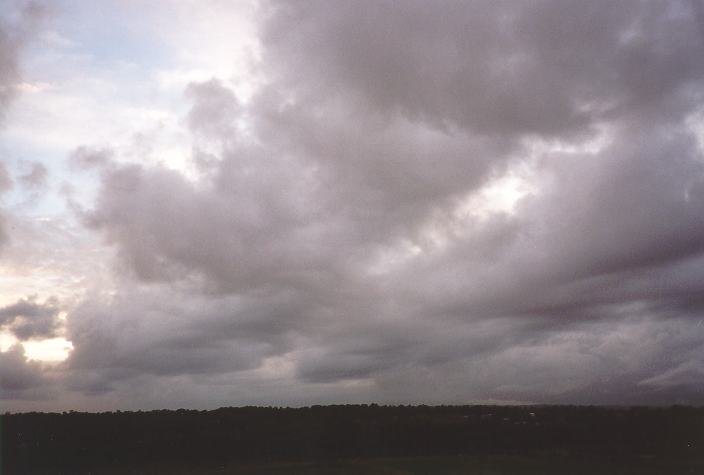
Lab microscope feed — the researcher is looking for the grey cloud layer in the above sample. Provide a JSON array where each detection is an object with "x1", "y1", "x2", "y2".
[
  {"x1": 0, "y1": 0, "x2": 44, "y2": 122},
  {"x1": 9, "y1": 0, "x2": 704, "y2": 409},
  {"x1": 264, "y1": 0, "x2": 704, "y2": 136},
  {"x1": 0, "y1": 344, "x2": 48, "y2": 400},
  {"x1": 0, "y1": 1, "x2": 45, "y2": 253},
  {"x1": 0, "y1": 297, "x2": 61, "y2": 340},
  {"x1": 0, "y1": 162, "x2": 12, "y2": 247}
]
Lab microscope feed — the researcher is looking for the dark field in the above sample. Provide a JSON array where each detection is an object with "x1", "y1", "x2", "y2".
[
  {"x1": 2, "y1": 405, "x2": 703, "y2": 474},
  {"x1": 90, "y1": 454, "x2": 704, "y2": 474}
]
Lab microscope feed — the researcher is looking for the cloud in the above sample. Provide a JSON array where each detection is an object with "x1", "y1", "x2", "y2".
[
  {"x1": 11, "y1": 0, "x2": 703, "y2": 408},
  {"x1": 18, "y1": 161, "x2": 48, "y2": 190},
  {"x1": 12, "y1": 161, "x2": 50, "y2": 208},
  {"x1": 63, "y1": 285, "x2": 306, "y2": 396},
  {"x1": 0, "y1": 1, "x2": 46, "y2": 254},
  {"x1": 59, "y1": 2, "x2": 704, "y2": 410},
  {"x1": 68, "y1": 146, "x2": 115, "y2": 171},
  {"x1": 0, "y1": 162, "x2": 12, "y2": 248},
  {"x1": 0, "y1": 296, "x2": 61, "y2": 340},
  {"x1": 0, "y1": 162, "x2": 11, "y2": 193},
  {"x1": 0, "y1": 0, "x2": 45, "y2": 124},
  {"x1": 0, "y1": 344, "x2": 48, "y2": 400},
  {"x1": 261, "y1": 0, "x2": 704, "y2": 137},
  {"x1": 638, "y1": 359, "x2": 704, "y2": 391},
  {"x1": 184, "y1": 78, "x2": 239, "y2": 142}
]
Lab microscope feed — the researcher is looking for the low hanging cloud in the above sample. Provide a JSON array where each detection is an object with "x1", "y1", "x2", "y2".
[
  {"x1": 5, "y1": 0, "x2": 704, "y2": 409},
  {"x1": 0, "y1": 296, "x2": 61, "y2": 340},
  {"x1": 0, "y1": 344, "x2": 45, "y2": 399}
]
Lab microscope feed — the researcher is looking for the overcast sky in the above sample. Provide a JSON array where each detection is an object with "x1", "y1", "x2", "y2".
[{"x1": 1, "y1": 0, "x2": 704, "y2": 411}]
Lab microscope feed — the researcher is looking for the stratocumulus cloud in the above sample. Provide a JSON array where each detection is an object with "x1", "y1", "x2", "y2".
[{"x1": 1, "y1": 0, "x2": 704, "y2": 410}]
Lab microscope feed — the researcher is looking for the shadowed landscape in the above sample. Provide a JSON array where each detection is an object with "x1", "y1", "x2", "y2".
[{"x1": 3, "y1": 405, "x2": 703, "y2": 474}]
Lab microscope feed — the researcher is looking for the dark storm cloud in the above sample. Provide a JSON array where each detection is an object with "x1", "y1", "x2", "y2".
[
  {"x1": 60, "y1": 0, "x2": 704, "y2": 406},
  {"x1": 0, "y1": 296, "x2": 61, "y2": 340},
  {"x1": 262, "y1": 0, "x2": 704, "y2": 137},
  {"x1": 0, "y1": 344, "x2": 47, "y2": 399},
  {"x1": 64, "y1": 286, "x2": 311, "y2": 395}
]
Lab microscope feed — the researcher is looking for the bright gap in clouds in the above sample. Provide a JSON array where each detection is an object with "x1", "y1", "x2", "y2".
[
  {"x1": 23, "y1": 337, "x2": 73, "y2": 362},
  {"x1": 459, "y1": 171, "x2": 535, "y2": 219},
  {"x1": 0, "y1": 331, "x2": 72, "y2": 362},
  {"x1": 0, "y1": 331, "x2": 15, "y2": 351},
  {"x1": 367, "y1": 168, "x2": 536, "y2": 276}
]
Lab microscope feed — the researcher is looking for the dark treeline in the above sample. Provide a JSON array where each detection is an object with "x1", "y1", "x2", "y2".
[{"x1": 2, "y1": 404, "x2": 703, "y2": 473}]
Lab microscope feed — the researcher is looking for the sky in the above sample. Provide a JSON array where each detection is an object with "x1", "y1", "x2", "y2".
[{"x1": 1, "y1": 0, "x2": 704, "y2": 412}]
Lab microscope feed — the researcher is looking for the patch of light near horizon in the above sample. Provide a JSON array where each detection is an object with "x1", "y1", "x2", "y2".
[
  {"x1": 338, "y1": 378, "x2": 375, "y2": 390},
  {"x1": 0, "y1": 331, "x2": 15, "y2": 352},
  {"x1": 253, "y1": 354, "x2": 296, "y2": 380},
  {"x1": 0, "y1": 218, "x2": 110, "y2": 309},
  {"x1": 23, "y1": 337, "x2": 74, "y2": 362},
  {"x1": 0, "y1": 331, "x2": 73, "y2": 363}
]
